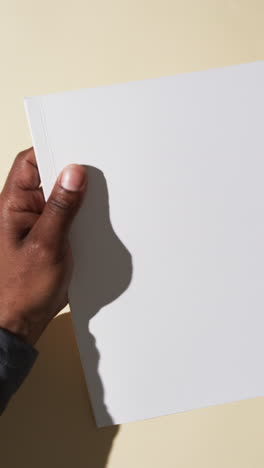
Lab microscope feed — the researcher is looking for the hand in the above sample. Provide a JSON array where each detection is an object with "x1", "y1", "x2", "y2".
[{"x1": 0, "y1": 148, "x2": 87, "y2": 345}]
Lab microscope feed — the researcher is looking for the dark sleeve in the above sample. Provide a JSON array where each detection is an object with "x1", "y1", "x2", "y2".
[{"x1": 0, "y1": 328, "x2": 38, "y2": 414}]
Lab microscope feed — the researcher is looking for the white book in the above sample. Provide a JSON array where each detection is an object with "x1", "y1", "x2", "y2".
[{"x1": 24, "y1": 62, "x2": 264, "y2": 427}]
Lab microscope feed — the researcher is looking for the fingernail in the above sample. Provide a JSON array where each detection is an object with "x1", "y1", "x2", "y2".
[{"x1": 59, "y1": 165, "x2": 87, "y2": 192}]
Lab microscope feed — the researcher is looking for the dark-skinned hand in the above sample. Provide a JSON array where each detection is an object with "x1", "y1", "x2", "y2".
[{"x1": 0, "y1": 148, "x2": 87, "y2": 345}]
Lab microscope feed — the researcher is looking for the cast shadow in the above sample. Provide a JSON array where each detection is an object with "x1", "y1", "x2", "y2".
[
  {"x1": 69, "y1": 165, "x2": 133, "y2": 426},
  {"x1": 0, "y1": 166, "x2": 133, "y2": 467},
  {"x1": 0, "y1": 313, "x2": 119, "y2": 468}
]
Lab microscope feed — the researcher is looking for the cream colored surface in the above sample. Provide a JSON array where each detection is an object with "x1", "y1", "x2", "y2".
[{"x1": 0, "y1": 1, "x2": 264, "y2": 467}]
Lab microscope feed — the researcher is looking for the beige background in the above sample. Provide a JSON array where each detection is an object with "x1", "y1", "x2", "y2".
[{"x1": 0, "y1": 1, "x2": 264, "y2": 467}]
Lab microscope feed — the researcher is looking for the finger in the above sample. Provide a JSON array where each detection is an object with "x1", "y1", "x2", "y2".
[
  {"x1": 29, "y1": 164, "x2": 88, "y2": 255},
  {"x1": 0, "y1": 148, "x2": 45, "y2": 241},
  {"x1": 2, "y1": 147, "x2": 40, "y2": 196}
]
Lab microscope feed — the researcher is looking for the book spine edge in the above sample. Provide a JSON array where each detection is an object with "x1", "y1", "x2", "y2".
[{"x1": 24, "y1": 96, "x2": 57, "y2": 200}]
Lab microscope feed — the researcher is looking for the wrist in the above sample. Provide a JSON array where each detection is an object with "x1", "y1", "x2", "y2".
[{"x1": 0, "y1": 314, "x2": 41, "y2": 346}]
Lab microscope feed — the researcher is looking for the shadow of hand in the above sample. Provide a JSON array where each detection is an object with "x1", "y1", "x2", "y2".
[
  {"x1": 69, "y1": 165, "x2": 133, "y2": 426},
  {"x1": 0, "y1": 313, "x2": 119, "y2": 468}
]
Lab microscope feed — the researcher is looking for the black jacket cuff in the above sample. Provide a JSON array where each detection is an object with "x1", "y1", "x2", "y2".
[{"x1": 0, "y1": 328, "x2": 38, "y2": 414}]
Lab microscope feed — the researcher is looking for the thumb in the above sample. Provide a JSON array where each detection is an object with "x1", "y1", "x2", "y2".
[{"x1": 30, "y1": 164, "x2": 88, "y2": 252}]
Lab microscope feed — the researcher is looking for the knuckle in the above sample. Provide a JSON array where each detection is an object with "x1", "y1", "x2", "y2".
[
  {"x1": 28, "y1": 237, "x2": 65, "y2": 265},
  {"x1": 15, "y1": 150, "x2": 27, "y2": 164},
  {"x1": 29, "y1": 238, "x2": 52, "y2": 259},
  {"x1": 48, "y1": 192, "x2": 77, "y2": 214},
  {"x1": 48, "y1": 195, "x2": 71, "y2": 213}
]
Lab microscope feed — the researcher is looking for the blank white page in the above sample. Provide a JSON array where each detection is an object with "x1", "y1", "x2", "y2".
[{"x1": 25, "y1": 61, "x2": 264, "y2": 427}]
